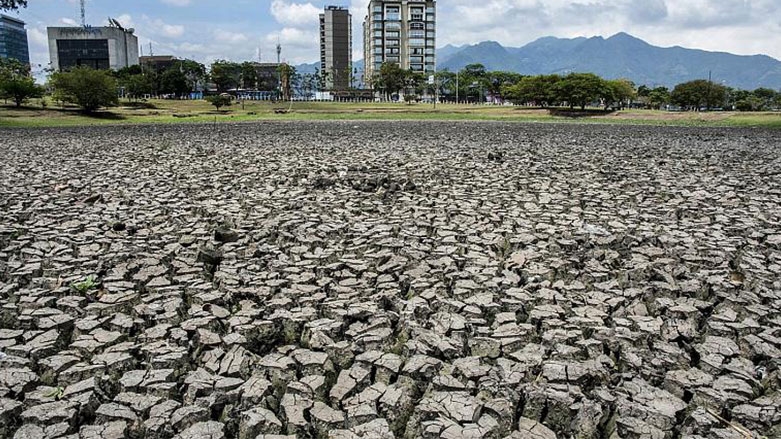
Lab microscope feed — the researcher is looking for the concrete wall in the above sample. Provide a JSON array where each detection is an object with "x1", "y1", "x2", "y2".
[{"x1": 47, "y1": 26, "x2": 139, "y2": 71}]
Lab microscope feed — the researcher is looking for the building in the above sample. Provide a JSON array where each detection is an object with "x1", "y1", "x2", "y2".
[
  {"x1": 47, "y1": 25, "x2": 139, "y2": 71},
  {"x1": 140, "y1": 55, "x2": 176, "y2": 72},
  {"x1": 363, "y1": 0, "x2": 436, "y2": 87},
  {"x1": 0, "y1": 14, "x2": 29, "y2": 64},
  {"x1": 320, "y1": 6, "x2": 352, "y2": 90}
]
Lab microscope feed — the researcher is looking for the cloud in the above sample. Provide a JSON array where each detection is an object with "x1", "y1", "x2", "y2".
[
  {"x1": 60, "y1": 17, "x2": 78, "y2": 26},
  {"x1": 270, "y1": 0, "x2": 321, "y2": 26},
  {"x1": 214, "y1": 30, "x2": 249, "y2": 43},
  {"x1": 161, "y1": 0, "x2": 191, "y2": 6}
]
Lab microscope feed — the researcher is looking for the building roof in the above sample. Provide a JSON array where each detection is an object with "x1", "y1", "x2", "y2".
[{"x1": 0, "y1": 14, "x2": 26, "y2": 26}]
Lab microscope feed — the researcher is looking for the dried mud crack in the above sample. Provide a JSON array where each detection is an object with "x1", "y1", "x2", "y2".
[{"x1": 0, "y1": 121, "x2": 779, "y2": 439}]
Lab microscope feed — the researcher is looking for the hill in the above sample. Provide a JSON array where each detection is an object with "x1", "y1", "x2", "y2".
[{"x1": 437, "y1": 33, "x2": 781, "y2": 90}]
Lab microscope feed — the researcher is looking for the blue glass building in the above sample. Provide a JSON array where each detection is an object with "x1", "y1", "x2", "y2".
[{"x1": 0, "y1": 14, "x2": 29, "y2": 64}]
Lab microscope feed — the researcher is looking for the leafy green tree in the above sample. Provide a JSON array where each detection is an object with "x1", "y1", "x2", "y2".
[
  {"x1": 50, "y1": 67, "x2": 119, "y2": 112},
  {"x1": 206, "y1": 95, "x2": 232, "y2": 110},
  {"x1": 374, "y1": 62, "x2": 406, "y2": 99},
  {"x1": 503, "y1": 74, "x2": 560, "y2": 107},
  {"x1": 604, "y1": 79, "x2": 636, "y2": 109},
  {"x1": 486, "y1": 71, "x2": 523, "y2": 100},
  {"x1": 160, "y1": 68, "x2": 189, "y2": 96},
  {"x1": 753, "y1": 87, "x2": 777, "y2": 110},
  {"x1": 241, "y1": 62, "x2": 258, "y2": 89},
  {"x1": 210, "y1": 61, "x2": 242, "y2": 92},
  {"x1": 671, "y1": 79, "x2": 727, "y2": 110},
  {"x1": 554, "y1": 73, "x2": 606, "y2": 109},
  {"x1": 0, "y1": 75, "x2": 43, "y2": 107},
  {"x1": 176, "y1": 59, "x2": 207, "y2": 92},
  {"x1": 0, "y1": 0, "x2": 26, "y2": 11},
  {"x1": 125, "y1": 74, "x2": 152, "y2": 100},
  {"x1": 647, "y1": 86, "x2": 671, "y2": 109}
]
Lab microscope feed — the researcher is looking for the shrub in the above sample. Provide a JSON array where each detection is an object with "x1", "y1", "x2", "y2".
[{"x1": 206, "y1": 94, "x2": 233, "y2": 110}]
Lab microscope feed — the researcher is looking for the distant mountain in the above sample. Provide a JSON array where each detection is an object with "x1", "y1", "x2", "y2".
[{"x1": 437, "y1": 33, "x2": 781, "y2": 90}]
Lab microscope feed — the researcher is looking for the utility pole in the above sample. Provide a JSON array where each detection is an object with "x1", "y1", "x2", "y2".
[
  {"x1": 706, "y1": 70, "x2": 712, "y2": 111},
  {"x1": 80, "y1": 0, "x2": 86, "y2": 27},
  {"x1": 456, "y1": 71, "x2": 459, "y2": 104},
  {"x1": 276, "y1": 39, "x2": 282, "y2": 100}
]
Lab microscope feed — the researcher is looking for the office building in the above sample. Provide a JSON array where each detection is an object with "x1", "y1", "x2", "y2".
[
  {"x1": 47, "y1": 25, "x2": 139, "y2": 71},
  {"x1": 0, "y1": 14, "x2": 29, "y2": 64},
  {"x1": 320, "y1": 6, "x2": 352, "y2": 90},
  {"x1": 362, "y1": 0, "x2": 436, "y2": 86},
  {"x1": 140, "y1": 55, "x2": 176, "y2": 72}
]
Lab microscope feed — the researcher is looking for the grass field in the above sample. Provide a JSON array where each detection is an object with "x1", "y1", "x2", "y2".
[{"x1": 1, "y1": 98, "x2": 780, "y2": 128}]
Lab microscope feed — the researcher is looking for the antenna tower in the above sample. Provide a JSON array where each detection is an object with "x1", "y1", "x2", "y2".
[{"x1": 80, "y1": 0, "x2": 86, "y2": 27}]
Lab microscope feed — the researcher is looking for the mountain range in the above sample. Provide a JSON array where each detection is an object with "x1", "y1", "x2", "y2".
[
  {"x1": 298, "y1": 33, "x2": 781, "y2": 90},
  {"x1": 437, "y1": 33, "x2": 781, "y2": 90}
]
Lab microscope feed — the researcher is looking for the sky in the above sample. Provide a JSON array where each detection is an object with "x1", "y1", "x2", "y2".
[{"x1": 7, "y1": 0, "x2": 781, "y2": 74}]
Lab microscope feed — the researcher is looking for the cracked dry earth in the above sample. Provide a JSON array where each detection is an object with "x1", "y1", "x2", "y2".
[{"x1": 0, "y1": 121, "x2": 780, "y2": 439}]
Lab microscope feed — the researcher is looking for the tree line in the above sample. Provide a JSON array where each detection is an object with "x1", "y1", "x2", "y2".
[
  {"x1": 373, "y1": 62, "x2": 781, "y2": 110},
  {"x1": 3, "y1": 57, "x2": 781, "y2": 112}
]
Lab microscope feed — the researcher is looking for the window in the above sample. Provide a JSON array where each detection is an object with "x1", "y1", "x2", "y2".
[
  {"x1": 410, "y1": 56, "x2": 423, "y2": 63},
  {"x1": 57, "y1": 39, "x2": 110, "y2": 70},
  {"x1": 386, "y1": 39, "x2": 399, "y2": 47},
  {"x1": 410, "y1": 23, "x2": 424, "y2": 30},
  {"x1": 385, "y1": 31, "x2": 399, "y2": 38},
  {"x1": 409, "y1": 38, "x2": 425, "y2": 46},
  {"x1": 409, "y1": 30, "x2": 425, "y2": 38}
]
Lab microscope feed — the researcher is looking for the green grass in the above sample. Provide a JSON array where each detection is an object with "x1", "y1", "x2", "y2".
[{"x1": 1, "y1": 98, "x2": 780, "y2": 129}]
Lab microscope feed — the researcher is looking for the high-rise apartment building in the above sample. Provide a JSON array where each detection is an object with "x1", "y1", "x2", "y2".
[
  {"x1": 320, "y1": 6, "x2": 352, "y2": 90},
  {"x1": 363, "y1": 0, "x2": 436, "y2": 86},
  {"x1": 0, "y1": 14, "x2": 30, "y2": 64}
]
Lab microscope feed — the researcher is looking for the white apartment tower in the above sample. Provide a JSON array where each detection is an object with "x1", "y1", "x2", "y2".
[{"x1": 363, "y1": 0, "x2": 436, "y2": 87}]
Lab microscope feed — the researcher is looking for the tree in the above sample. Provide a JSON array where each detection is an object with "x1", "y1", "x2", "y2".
[
  {"x1": 175, "y1": 59, "x2": 207, "y2": 92},
  {"x1": 159, "y1": 68, "x2": 189, "y2": 96},
  {"x1": 125, "y1": 74, "x2": 152, "y2": 100},
  {"x1": 206, "y1": 95, "x2": 232, "y2": 111},
  {"x1": 503, "y1": 75, "x2": 560, "y2": 107},
  {"x1": 647, "y1": 86, "x2": 671, "y2": 109},
  {"x1": 604, "y1": 79, "x2": 636, "y2": 109},
  {"x1": 554, "y1": 73, "x2": 606, "y2": 109},
  {"x1": 50, "y1": 67, "x2": 119, "y2": 112},
  {"x1": 374, "y1": 62, "x2": 406, "y2": 99},
  {"x1": 0, "y1": 76, "x2": 43, "y2": 107},
  {"x1": 210, "y1": 61, "x2": 241, "y2": 92},
  {"x1": 0, "y1": 0, "x2": 26, "y2": 11},
  {"x1": 278, "y1": 64, "x2": 295, "y2": 100},
  {"x1": 671, "y1": 79, "x2": 727, "y2": 110},
  {"x1": 241, "y1": 62, "x2": 258, "y2": 89},
  {"x1": 403, "y1": 71, "x2": 425, "y2": 104}
]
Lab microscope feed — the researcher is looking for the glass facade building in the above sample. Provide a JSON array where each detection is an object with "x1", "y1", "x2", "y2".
[
  {"x1": 56, "y1": 39, "x2": 111, "y2": 70},
  {"x1": 0, "y1": 14, "x2": 30, "y2": 64}
]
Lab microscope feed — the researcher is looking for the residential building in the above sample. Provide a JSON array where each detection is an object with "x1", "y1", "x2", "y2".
[
  {"x1": 319, "y1": 6, "x2": 352, "y2": 90},
  {"x1": 0, "y1": 14, "x2": 29, "y2": 64},
  {"x1": 362, "y1": 0, "x2": 436, "y2": 87},
  {"x1": 47, "y1": 25, "x2": 139, "y2": 71}
]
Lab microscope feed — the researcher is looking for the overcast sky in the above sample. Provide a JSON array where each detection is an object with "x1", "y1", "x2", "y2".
[{"x1": 8, "y1": 0, "x2": 781, "y2": 73}]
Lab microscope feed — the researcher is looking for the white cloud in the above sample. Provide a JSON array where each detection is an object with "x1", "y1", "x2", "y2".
[
  {"x1": 270, "y1": 0, "x2": 321, "y2": 26},
  {"x1": 60, "y1": 17, "x2": 78, "y2": 26},
  {"x1": 215, "y1": 30, "x2": 249, "y2": 43},
  {"x1": 161, "y1": 0, "x2": 191, "y2": 6}
]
